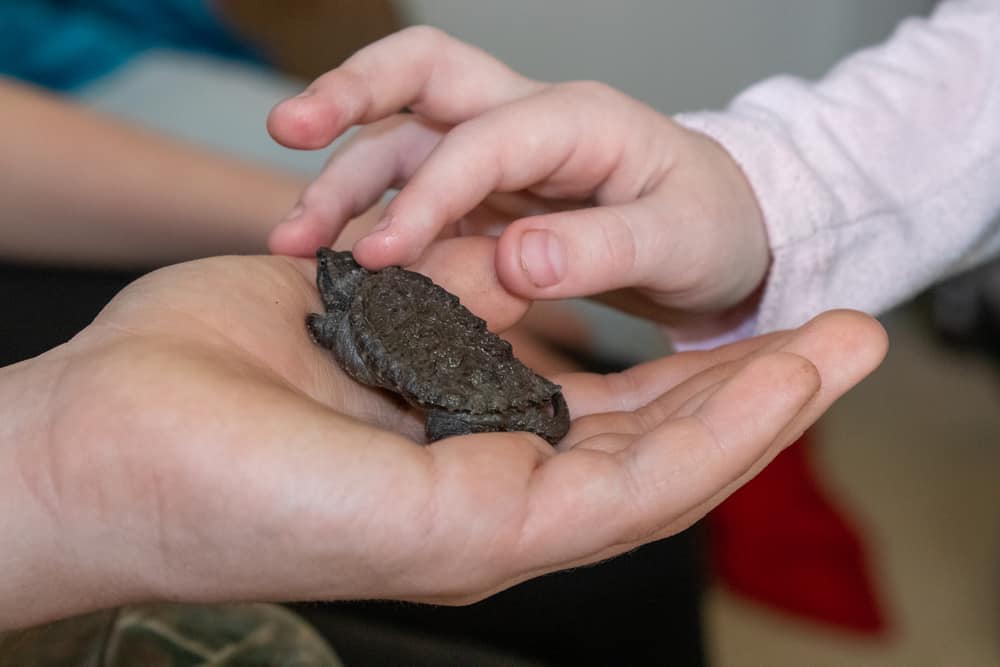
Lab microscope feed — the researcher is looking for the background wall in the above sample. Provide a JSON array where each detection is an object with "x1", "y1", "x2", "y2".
[{"x1": 399, "y1": 0, "x2": 936, "y2": 113}]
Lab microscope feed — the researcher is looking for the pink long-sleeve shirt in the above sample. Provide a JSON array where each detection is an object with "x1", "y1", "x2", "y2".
[{"x1": 674, "y1": 0, "x2": 1000, "y2": 344}]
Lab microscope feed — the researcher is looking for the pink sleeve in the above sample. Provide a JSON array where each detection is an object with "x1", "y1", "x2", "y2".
[{"x1": 672, "y1": 0, "x2": 1000, "y2": 341}]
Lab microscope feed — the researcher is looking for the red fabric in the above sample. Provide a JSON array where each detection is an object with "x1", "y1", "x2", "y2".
[{"x1": 708, "y1": 432, "x2": 888, "y2": 635}]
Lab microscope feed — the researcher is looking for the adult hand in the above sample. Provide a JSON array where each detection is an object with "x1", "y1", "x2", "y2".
[
  {"x1": 1, "y1": 243, "x2": 885, "y2": 632},
  {"x1": 267, "y1": 27, "x2": 769, "y2": 334}
]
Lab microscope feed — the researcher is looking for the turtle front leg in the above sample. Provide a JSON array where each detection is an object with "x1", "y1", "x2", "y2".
[
  {"x1": 306, "y1": 312, "x2": 338, "y2": 348},
  {"x1": 307, "y1": 312, "x2": 378, "y2": 386}
]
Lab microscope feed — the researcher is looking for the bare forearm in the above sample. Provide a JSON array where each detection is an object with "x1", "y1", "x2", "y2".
[
  {"x1": 0, "y1": 77, "x2": 306, "y2": 268},
  {"x1": 0, "y1": 351, "x2": 118, "y2": 630}
]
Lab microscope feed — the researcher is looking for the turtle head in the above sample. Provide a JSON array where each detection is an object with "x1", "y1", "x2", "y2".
[{"x1": 316, "y1": 247, "x2": 368, "y2": 311}]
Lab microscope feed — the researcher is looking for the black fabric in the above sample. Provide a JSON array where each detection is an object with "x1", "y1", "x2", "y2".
[
  {"x1": 0, "y1": 262, "x2": 141, "y2": 366},
  {"x1": 299, "y1": 529, "x2": 706, "y2": 667}
]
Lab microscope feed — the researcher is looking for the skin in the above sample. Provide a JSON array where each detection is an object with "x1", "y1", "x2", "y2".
[
  {"x1": 266, "y1": 26, "x2": 771, "y2": 339},
  {"x1": 0, "y1": 77, "x2": 306, "y2": 268},
  {"x1": 0, "y1": 237, "x2": 888, "y2": 631}
]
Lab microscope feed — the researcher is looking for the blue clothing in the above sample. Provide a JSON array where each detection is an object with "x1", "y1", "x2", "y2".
[{"x1": 0, "y1": 0, "x2": 263, "y2": 90}]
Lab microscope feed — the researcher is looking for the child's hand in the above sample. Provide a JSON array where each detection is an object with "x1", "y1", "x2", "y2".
[{"x1": 268, "y1": 27, "x2": 769, "y2": 335}]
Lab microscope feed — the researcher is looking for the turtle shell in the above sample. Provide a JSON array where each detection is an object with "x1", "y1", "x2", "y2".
[{"x1": 348, "y1": 266, "x2": 559, "y2": 413}]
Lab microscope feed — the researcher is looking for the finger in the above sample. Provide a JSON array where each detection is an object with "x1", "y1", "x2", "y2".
[
  {"x1": 560, "y1": 414, "x2": 641, "y2": 451},
  {"x1": 561, "y1": 375, "x2": 730, "y2": 451},
  {"x1": 268, "y1": 26, "x2": 544, "y2": 150},
  {"x1": 559, "y1": 323, "x2": 800, "y2": 449},
  {"x1": 577, "y1": 309, "x2": 890, "y2": 562},
  {"x1": 269, "y1": 116, "x2": 444, "y2": 257},
  {"x1": 624, "y1": 309, "x2": 888, "y2": 537},
  {"x1": 698, "y1": 309, "x2": 889, "y2": 497},
  {"x1": 512, "y1": 350, "x2": 821, "y2": 573},
  {"x1": 349, "y1": 101, "x2": 582, "y2": 267},
  {"x1": 561, "y1": 323, "x2": 806, "y2": 442},
  {"x1": 493, "y1": 193, "x2": 708, "y2": 303},
  {"x1": 351, "y1": 81, "x2": 653, "y2": 269},
  {"x1": 554, "y1": 328, "x2": 789, "y2": 418}
]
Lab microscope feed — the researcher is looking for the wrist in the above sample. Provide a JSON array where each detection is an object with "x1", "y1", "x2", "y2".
[
  {"x1": 681, "y1": 123, "x2": 771, "y2": 306},
  {"x1": 0, "y1": 347, "x2": 130, "y2": 630}
]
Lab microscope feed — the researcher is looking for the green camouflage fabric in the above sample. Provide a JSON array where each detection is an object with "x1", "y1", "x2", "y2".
[{"x1": 0, "y1": 603, "x2": 342, "y2": 667}]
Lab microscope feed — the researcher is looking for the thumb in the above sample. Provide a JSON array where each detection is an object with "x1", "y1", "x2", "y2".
[{"x1": 495, "y1": 199, "x2": 704, "y2": 306}]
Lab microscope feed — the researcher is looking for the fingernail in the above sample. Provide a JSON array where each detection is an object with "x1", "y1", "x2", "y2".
[
  {"x1": 520, "y1": 230, "x2": 566, "y2": 288},
  {"x1": 284, "y1": 203, "x2": 304, "y2": 222}
]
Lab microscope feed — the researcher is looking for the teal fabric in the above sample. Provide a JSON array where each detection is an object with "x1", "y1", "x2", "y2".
[{"x1": 0, "y1": 0, "x2": 263, "y2": 90}]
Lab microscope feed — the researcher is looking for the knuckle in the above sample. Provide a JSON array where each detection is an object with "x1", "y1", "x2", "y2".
[
  {"x1": 298, "y1": 182, "x2": 325, "y2": 211},
  {"x1": 599, "y1": 208, "x2": 641, "y2": 276},
  {"x1": 558, "y1": 79, "x2": 622, "y2": 104},
  {"x1": 401, "y1": 24, "x2": 449, "y2": 49},
  {"x1": 603, "y1": 370, "x2": 641, "y2": 412}
]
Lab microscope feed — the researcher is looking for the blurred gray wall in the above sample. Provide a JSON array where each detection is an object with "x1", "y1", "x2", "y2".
[{"x1": 399, "y1": 0, "x2": 937, "y2": 113}]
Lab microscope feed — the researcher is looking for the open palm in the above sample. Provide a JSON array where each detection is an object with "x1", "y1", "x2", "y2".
[{"x1": 7, "y1": 244, "x2": 886, "y2": 629}]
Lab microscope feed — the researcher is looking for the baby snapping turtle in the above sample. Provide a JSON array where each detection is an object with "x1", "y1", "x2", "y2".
[{"x1": 307, "y1": 248, "x2": 570, "y2": 445}]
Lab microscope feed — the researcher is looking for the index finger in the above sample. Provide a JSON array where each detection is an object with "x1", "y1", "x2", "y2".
[
  {"x1": 555, "y1": 328, "x2": 788, "y2": 418},
  {"x1": 268, "y1": 26, "x2": 545, "y2": 150}
]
